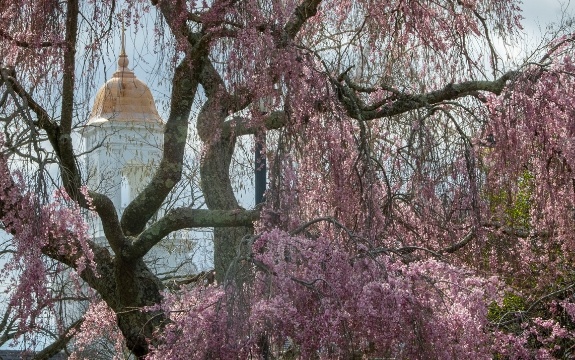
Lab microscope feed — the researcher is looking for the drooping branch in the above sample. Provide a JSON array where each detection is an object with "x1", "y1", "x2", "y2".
[
  {"x1": 128, "y1": 208, "x2": 260, "y2": 259},
  {"x1": 0, "y1": 28, "x2": 63, "y2": 49},
  {"x1": 32, "y1": 318, "x2": 84, "y2": 360},
  {"x1": 1, "y1": 69, "x2": 124, "y2": 248},
  {"x1": 204, "y1": 0, "x2": 325, "y2": 137}
]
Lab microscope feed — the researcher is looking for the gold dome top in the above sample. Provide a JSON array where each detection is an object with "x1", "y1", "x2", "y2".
[{"x1": 87, "y1": 37, "x2": 163, "y2": 126}]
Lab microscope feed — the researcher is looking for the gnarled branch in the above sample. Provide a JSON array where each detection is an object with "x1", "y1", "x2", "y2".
[
  {"x1": 335, "y1": 71, "x2": 519, "y2": 121},
  {"x1": 129, "y1": 208, "x2": 260, "y2": 259}
]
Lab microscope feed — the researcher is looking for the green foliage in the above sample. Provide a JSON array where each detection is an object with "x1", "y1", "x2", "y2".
[
  {"x1": 487, "y1": 170, "x2": 533, "y2": 229},
  {"x1": 488, "y1": 292, "x2": 526, "y2": 324},
  {"x1": 506, "y1": 171, "x2": 533, "y2": 228}
]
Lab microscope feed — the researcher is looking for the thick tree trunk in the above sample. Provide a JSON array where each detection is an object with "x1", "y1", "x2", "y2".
[
  {"x1": 113, "y1": 258, "x2": 165, "y2": 357},
  {"x1": 213, "y1": 227, "x2": 253, "y2": 283},
  {"x1": 43, "y1": 238, "x2": 166, "y2": 358},
  {"x1": 200, "y1": 138, "x2": 252, "y2": 282},
  {"x1": 198, "y1": 97, "x2": 253, "y2": 283}
]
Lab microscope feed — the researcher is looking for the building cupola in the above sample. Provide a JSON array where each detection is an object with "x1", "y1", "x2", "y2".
[
  {"x1": 87, "y1": 28, "x2": 163, "y2": 126},
  {"x1": 82, "y1": 26, "x2": 164, "y2": 232}
]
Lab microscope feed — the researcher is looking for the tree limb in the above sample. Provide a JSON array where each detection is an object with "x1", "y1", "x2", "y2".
[
  {"x1": 224, "y1": 71, "x2": 519, "y2": 136},
  {"x1": 284, "y1": 0, "x2": 323, "y2": 40},
  {"x1": 336, "y1": 71, "x2": 519, "y2": 121},
  {"x1": 222, "y1": 111, "x2": 288, "y2": 137},
  {"x1": 56, "y1": 0, "x2": 84, "y2": 206},
  {"x1": 129, "y1": 208, "x2": 259, "y2": 259},
  {"x1": 439, "y1": 230, "x2": 475, "y2": 254},
  {"x1": 32, "y1": 318, "x2": 84, "y2": 360},
  {"x1": 1, "y1": 69, "x2": 120, "y2": 238},
  {"x1": 120, "y1": 53, "x2": 200, "y2": 237}
]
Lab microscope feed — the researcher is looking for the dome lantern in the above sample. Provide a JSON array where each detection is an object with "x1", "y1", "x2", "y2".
[{"x1": 86, "y1": 28, "x2": 163, "y2": 126}]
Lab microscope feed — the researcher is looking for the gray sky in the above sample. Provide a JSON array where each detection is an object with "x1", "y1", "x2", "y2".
[
  {"x1": 521, "y1": 0, "x2": 573, "y2": 34},
  {"x1": 489, "y1": 0, "x2": 573, "y2": 66}
]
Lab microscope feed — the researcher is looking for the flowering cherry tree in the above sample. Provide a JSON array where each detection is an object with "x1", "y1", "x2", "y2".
[{"x1": 1, "y1": 0, "x2": 575, "y2": 358}]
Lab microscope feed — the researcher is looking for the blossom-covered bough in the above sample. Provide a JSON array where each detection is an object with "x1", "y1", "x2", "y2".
[{"x1": 0, "y1": 0, "x2": 575, "y2": 358}]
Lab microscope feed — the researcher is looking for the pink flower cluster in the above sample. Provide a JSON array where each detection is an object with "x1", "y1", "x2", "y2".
[
  {"x1": 150, "y1": 229, "x2": 498, "y2": 359},
  {"x1": 0, "y1": 151, "x2": 96, "y2": 336},
  {"x1": 69, "y1": 300, "x2": 125, "y2": 360}
]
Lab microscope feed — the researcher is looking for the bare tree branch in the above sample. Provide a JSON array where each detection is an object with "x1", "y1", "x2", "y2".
[
  {"x1": 120, "y1": 52, "x2": 200, "y2": 237},
  {"x1": 335, "y1": 70, "x2": 519, "y2": 121},
  {"x1": 0, "y1": 28, "x2": 63, "y2": 49},
  {"x1": 129, "y1": 208, "x2": 260, "y2": 259},
  {"x1": 32, "y1": 318, "x2": 84, "y2": 360}
]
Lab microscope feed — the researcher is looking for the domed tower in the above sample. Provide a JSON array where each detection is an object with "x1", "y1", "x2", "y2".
[{"x1": 82, "y1": 32, "x2": 164, "y2": 240}]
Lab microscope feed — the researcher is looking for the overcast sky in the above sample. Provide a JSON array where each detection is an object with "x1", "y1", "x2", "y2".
[{"x1": 521, "y1": 0, "x2": 573, "y2": 33}]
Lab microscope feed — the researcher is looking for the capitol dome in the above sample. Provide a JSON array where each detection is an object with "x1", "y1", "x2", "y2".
[{"x1": 87, "y1": 46, "x2": 163, "y2": 126}]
